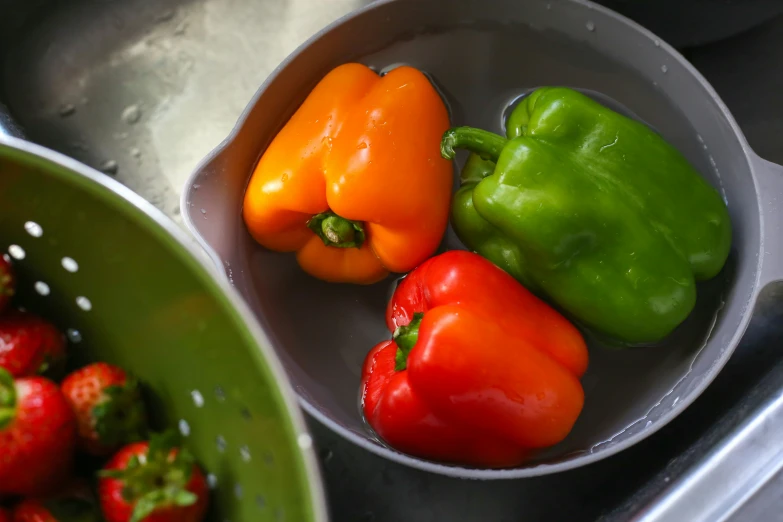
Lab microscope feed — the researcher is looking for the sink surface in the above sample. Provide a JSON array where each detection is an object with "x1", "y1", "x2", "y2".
[{"x1": 3, "y1": 0, "x2": 783, "y2": 520}]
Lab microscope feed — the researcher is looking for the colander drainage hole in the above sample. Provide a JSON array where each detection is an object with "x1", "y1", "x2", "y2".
[
  {"x1": 239, "y1": 445, "x2": 251, "y2": 462},
  {"x1": 66, "y1": 329, "x2": 82, "y2": 343},
  {"x1": 8, "y1": 245, "x2": 25, "y2": 260},
  {"x1": 178, "y1": 419, "x2": 190, "y2": 437},
  {"x1": 216, "y1": 435, "x2": 227, "y2": 453},
  {"x1": 24, "y1": 221, "x2": 43, "y2": 238},
  {"x1": 61, "y1": 257, "x2": 79, "y2": 272},
  {"x1": 34, "y1": 281, "x2": 50, "y2": 296},
  {"x1": 191, "y1": 390, "x2": 204, "y2": 408},
  {"x1": 297, "y1": 433, "x2": 312, "y2": 450},
  {"x1": 75, "y1": 296, "x2": 92, "y2": 311}
]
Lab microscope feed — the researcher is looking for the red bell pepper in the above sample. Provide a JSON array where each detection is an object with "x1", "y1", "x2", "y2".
[{"x1": 361, "y1": 251, "x2": 589, "y2": 467}]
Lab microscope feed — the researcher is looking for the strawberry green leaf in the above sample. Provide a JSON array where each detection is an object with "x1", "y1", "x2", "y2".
[
  {"x1": 101, "y1": 431, "x2": 202, "y2": 522},
  {"x1": 92, "y1": 377, "x2": 148, "y2": 449},
  {"x1": 0, "y1": 367, "x2": 16, "y2": 429}
]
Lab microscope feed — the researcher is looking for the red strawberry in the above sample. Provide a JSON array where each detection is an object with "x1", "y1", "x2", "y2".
[
  {"x1": 61, "y1": 363, "x2": 148, "y2": 456},
  {"x1": 0, "y1": 507, "x2": 10, "y2": 522},
  {"x1": 0, "y1": 312, "x2": 66, "y2": 378},
  {"x1": 99, "y1": 432, "x2": 208, "y2": 522},
  {"x1": 0, "y1": 368, "x2": 76, "y2": 496},
  {"x1": 12, "y1": 484, "x2": 100, "y2": 522},
  {"x1": 0, "y1": 255, "x2": 14, "y2": 315}
]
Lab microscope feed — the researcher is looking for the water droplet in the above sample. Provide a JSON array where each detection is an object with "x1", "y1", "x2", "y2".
[
  {"x1": 66, "y1": 329, "x2": 82, "y2": 343},
  {"x1": 24, "y1": 221, "x2": 43, "y2": 238},
  {"x1": 234, "y1": 483, "x2": 243, "y2": 499},
  {"x1": 156, "y1": 9, "x2": 174, "y2": 22},
  {"x1": 654, "y1": 39, "x2": 661, "y2": 47},
  {"x1": 100, "y1": 160, "x2": 119, "y2": 175},
  {"x1": 214, "y1": 385, "x2": 226, "y2": 402},
  {"x1": 59, "y1": 104, "x2": 76, "y2": 117},
  {"x1": 319, "y1": 448, "x2": 333, "y2": 463},
  {"x1": 34, "y1": 281, "x2": 50, "y2": 296},
  {"x1": 130, "y1": 147, "x2": 141, "y2": 158},
  {"x1": 255, "y1": 495, "x2": 266, "y2": 509},
  {"x1": 585, "y1": 21, "x2": 595, "y2": 31},
  {"x1": 696, "y1": 134, "x2": 704, "y2": 143},
  {"x1": 200, "y1": 208, "x2": 206, "y2": 214},
  {"x1": 661, "y1": 65, "x2": 668, "y2": 73},
  {"x1": 206, "y1": 474, "x2": 218, "y2": 489},
  {"x1": 121, "y1": 104, "x2": 142, "y2": 124},
  {"x1": 281, "y1": 173, "x2": 289, "y2": 182},
  {"x1": 75, "y1": 296, "x2": 92, "y2": 311},
  {"x1": 174, "y1": 20, "x2": 188, "y2": 35}
]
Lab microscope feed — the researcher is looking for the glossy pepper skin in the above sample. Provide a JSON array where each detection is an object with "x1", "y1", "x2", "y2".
[
  {"x1": 361, "y1": 251, "x2": 588, "y2": 467},
  {"x1": 443, "y1": 87, "x2": 732, "y2": 345},
  {"x1": 242, "y1": 63, "x2": 453, "y2": 284}
]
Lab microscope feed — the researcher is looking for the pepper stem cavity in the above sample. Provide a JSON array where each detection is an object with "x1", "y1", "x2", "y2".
[
  {"x1": 393, "y1": 312, "x2": 424, "y2": 371},
  {"x1": 0, "y1": 368, "x2": 17, "y2": 429},
  {"x1": 441, "y1": 127, "x2": 507, "y2": 163},
  {"x1": 307, "y1": 211, "x2": 366, "y2": 249}
]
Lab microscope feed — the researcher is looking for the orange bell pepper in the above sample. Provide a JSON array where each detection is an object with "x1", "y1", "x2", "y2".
[{"x1": 242, "y1": 63, "x2": 453, "y2": 284}]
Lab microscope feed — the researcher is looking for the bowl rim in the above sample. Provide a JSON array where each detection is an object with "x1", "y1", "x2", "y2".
[
  {"x1": 0, "y1": 133, "x2": 330, "y2": 520},
  {"x1": 180, "y1": 0, "x2": 761, "y2": 479}
]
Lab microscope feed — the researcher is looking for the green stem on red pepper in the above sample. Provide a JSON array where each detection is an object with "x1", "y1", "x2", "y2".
[
  {"x1": 307, "y1": 211, "x2": 366, "y2": 249},
  {"x1": 441, "y1": 127, "x2": 507, "y2": 163},
  {"x1": 393, "y1": 312, "x2": 424, "y2": 371}
]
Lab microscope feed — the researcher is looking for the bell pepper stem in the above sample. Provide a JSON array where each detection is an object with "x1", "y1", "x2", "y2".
[
  {"x1": 0, "y1": 368, "x2": 16, "y2": 429},
  {"x1": 441, "y1": 127, "x2": 508, "y2": 163},
  {"x1": 393, "y1": 312, "x2": 424, "y2": 371},
  {"x1": 307, "y1": 211, "x2": 366, "y2": 249}
]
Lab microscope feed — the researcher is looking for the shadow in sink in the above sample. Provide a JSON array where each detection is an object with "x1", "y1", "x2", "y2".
[{"x1": 0, "y1": 0, "x2": 372, "y2": 221}]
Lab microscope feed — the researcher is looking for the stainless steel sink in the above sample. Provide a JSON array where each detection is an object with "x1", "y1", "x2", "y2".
[{"x1": 3, "y1": 1, "x2": 783, "y2": 520}]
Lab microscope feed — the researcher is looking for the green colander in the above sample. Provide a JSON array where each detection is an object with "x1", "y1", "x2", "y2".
[{"x1": 0, "y1": 134, "x2": 328, "y2": 522}]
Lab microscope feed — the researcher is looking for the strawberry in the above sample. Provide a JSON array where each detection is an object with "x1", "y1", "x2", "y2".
[
  {"x1": 12, "y1": 483, "x2": 100, "y2": 522},
  {"x1": 0, "y1": 368, "x2": 76, "y2": 496},
  {"x1": 99, "y1": 432, "x2": 208, "y2": 522},
  {"x1": 61, "y1": 363, "x2": 147, "y2": 456},
  {"x1": 0, "y1": 255, "x2": 14, "y2": 315},
  {"x1": 0, "y1": 312, "x2": 66, "y2": 378}
]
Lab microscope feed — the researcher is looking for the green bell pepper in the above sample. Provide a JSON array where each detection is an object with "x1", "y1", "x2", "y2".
[{"x1": 441, "y1": 87, "x2": 732, "y2": 345}]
